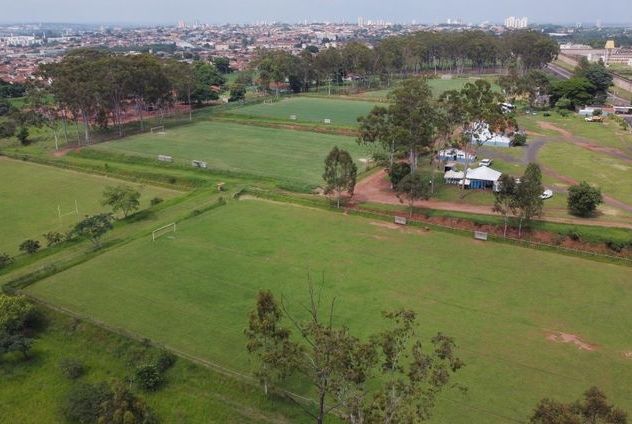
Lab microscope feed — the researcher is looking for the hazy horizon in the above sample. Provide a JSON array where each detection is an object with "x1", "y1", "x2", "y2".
[{"x1": 2, "y1": 0, "x2": 632, "y2": 26}]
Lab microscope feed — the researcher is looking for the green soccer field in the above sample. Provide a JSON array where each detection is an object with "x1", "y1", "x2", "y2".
[
  {"x1": 230, "y1": 97, "x2": 378, "y2": 126},
  {"x1": 0, "y1": 157, "x2": 181, "y2": 254},
  {"x1": 89, "y1": 121, "x2": 372, "y2": 187},
  {"x1": 27, "y1": 198, "x2": 632, "y2": 423}
]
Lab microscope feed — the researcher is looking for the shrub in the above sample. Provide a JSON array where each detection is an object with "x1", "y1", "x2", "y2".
[
  {"x1": 59, "y1": 358, "x2": 86, "y2": 380},
  {"x1": 18, "y1": 239, "x2": 40, "y2": 254},
  {"x1": 135, "y1": 364, "x2": 164, "y2": 391},
  {"x1": 155, "y1": 351, "x2": 177, "y2": 373},
  {"x1": 43, "y1": 231, "x2": 65, "y2": 247},
  {"x1": 0, "y1": 252, "x2": 14, "y2": 269},
  {"x1": 61, "y1": 382, "x2": 112, "y2": 424},
  {"x1": 568, "y1": 182, "x2": 603, "y2": 217},
  {"x1": 16, "y1": 127, "x2": 29, "y2": 145},
  {"x1": 149, "y1": 197, "x2": 163, "y2": 206},
  {"x1": 0, "y1": 120, "x2": 17, "y2": 138},
  {"x1": 512, "y1": 133, "x2": 527, "y2": 146}
]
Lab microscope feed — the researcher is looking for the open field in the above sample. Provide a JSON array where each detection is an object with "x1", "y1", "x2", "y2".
[
  {"x1": 230, "y1": 97, "x2": 378, "y2": 126},
  {"x1": 89, "y1": 121, "x2": 370, "y2": 187},
  {"x1": 0, "y1": 308, "x2": 309, "y2": 423},
  {"x1": 0, "y1": 157, "x2": 181, "y2": 254},
  {"x1": 27, "y1": 198, "x2": 632, "y2": 423},
  {"x1": 539, "y1": 141, "x2": 632, "y2": 204}
]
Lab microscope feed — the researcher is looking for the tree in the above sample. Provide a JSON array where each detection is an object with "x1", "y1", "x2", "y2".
[
  {"x1": 493, "y1": 174, "x2": 518, "y2": 237},
  {"x1": 245, "y1": 283, "x2": 463, "y2": 424},
  {"x1": 567, "y1": 182, "x2": 603, "y2": 217},
  {"x1": 135, "y1": 364, "x2": 164, "y2": 391},
  {"x1": 19, "y1": 239, "x2": 40, "y2": 255},
  {"x1": 213, "y1": 56, "x2": 232, "y2": 74},
  {"x1": 323, "y1": 146, "x2": 358, "y2": 208},
  {"x1": 73, "y1": 214, "x2": 113, "y2": 248},
  {"x1": 396, "y1": 172, "x2": 432, "y2": 217},
  {"x1": 102, "y1": 185, "x2": 141, "y2": 218},
  {"x1": 530, "y1": 387, "x2": 627, "y2": 424},
  {"x1": 0, "y1": 252, "x2": 13, "y2": 269},
  {"x1": 0, "y1": 294, "x2": 37, "y2": 360},
  {"x1": 228, "y1": 83, "x2": 246, "y2": 102},
  {"x1": 551, "y1": 78, "x2": 596, "y2": 109},
  {"x1": 0, "y1": 294, "x2": 37, "y2": 335},
  {"x1": 245, "y1": 290, "x2": 297, "y2": 396},
  {"x1": 575, "y1": 58, "x2": 613, "y2": 104},
  {"x1": 16, "y1": 126, "x2": 29, "y2": 145},
  {"x1": 515, "y1": 163, "x2": 544, "y2": 236}
]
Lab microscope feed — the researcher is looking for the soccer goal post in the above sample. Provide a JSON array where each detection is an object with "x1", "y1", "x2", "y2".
[
  {"x1": 150, "y1": 125, "x2": 166, "y2": 134},
  {"x1": 58, "y1": 200, "x2": 79, "y2": 223},
  {"x1": 152, "y1": 222, "x2": 176, "y2": 241}
]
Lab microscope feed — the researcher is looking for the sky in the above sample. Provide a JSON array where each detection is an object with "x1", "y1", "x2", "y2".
[{"x1": 2, "y1": 0, "x2": 632, "y2": 25}]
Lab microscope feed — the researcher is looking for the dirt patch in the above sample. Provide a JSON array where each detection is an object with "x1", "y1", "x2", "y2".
[
  {"x1": 52, "y1": 146, "x2": 81, "y2": 157},
  {"x1": 369, "y1": 221, "x2": 401, "y2": 230},
  {"x1": 538, "y1": 121, "x2": 574, "y2": 139},
  {"x1": 546, "y1": 332, "x2": 597, "y2": 351},
  {"x1": 624, "y1": 351, "x2": 632, "y2": 359}
]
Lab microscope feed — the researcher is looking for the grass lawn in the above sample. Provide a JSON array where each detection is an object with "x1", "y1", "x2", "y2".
[
  {"x1": 230, "y1": 97, "x2": 378, "y2": 126},
  {"x1": 27, "y1": 198, "x2": 632, "y2": 423},
  {"x1": 0, "y1": 308, "x2": 311, "y2": 423},
  {"x1": 0, "y1": 157, "x2": 181, "y2": 254},
  {"x1": 538, "y1": 141, "x2": 632, "y2": 204},
  {"x1": 518, "y1": 113, "x2": 632, "y2": 151},
  {"x1": 89, "y1": 121, "x2": 371, "y2": 187}
]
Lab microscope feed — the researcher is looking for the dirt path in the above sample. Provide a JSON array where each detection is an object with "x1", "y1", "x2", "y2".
[
  {"x1": 537, "y1": 121, "x2": 632, "y2": 162},
  {"x1": 353, "y1": 169, "x2": 632, "y2": 229}
]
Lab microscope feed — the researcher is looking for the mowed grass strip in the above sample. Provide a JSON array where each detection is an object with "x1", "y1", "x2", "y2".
[
  {"x1": 0, "y1": 157, "x2": 181, "y2": 254},
  {"x1": 28, "y1": 199, "x2": 632, "y2": 423},
  {"x1": 231, "y1": 97, "x2": 378, "y2": 126},
  {"x1": 89, "y1": 121, "x2": 370, "y2": 186}
]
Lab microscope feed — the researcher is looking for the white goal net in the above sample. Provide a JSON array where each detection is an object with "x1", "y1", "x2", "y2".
[
  {"x1": 150, "y1": 125, "x2": 166, "y2": 135},
  {"x1": 152, "y1": 222, "x2": 176, "y2": 241}
]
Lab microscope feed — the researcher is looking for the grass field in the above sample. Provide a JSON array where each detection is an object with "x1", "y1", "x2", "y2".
[
  {"x1": 27, "y1": 198, "x2": 632, "y2": 423},
  {"x1": 0, "y1": 308, "x2": 310, "y2": 423},
  {"x1": 0, "y1": 157, "x2": 181, "y2": 254},
  {"x1": 230, "y1": 97, "x2": 378, "y2": 126},
  {"x1": 89, "y1": 121, "x2": 371, "y2": 187},
  {"x1": 538, "y1": 141, "x2": 632, "y2": 204}
]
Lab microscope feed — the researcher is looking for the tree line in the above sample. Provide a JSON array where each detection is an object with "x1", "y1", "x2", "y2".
[
  {"x1": 34, "y1": 49, "x2": 233, "y2": 143},
  {"x1": 252, "y1": 30, "x2": 559, "y2": 93}
]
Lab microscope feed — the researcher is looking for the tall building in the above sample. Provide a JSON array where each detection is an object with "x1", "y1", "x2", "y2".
[
  {"x1": 504, "y1": 16, "x2": 528, "y2": 29},
  {"x1": 357, "y1": 16, "x2": 365, "y2": 27}
]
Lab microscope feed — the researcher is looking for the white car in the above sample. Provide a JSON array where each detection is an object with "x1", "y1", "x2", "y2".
[
  {"x1": 540, "y1": 189, "x2": 553, "y2": 200},
  {"x1": 479, "y1": 158, "x2": 493, "y2": 167}
]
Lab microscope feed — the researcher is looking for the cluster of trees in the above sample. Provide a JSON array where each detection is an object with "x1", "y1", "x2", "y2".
[
  {"x1": 531, "y1": 386, "x2": 627, "y2": 424},
  {"x1": 0, "y1": 79, "x2": 26, "y2": 99},
  {"x1": 252, "y1": 30, "x2": 559, "y2": 94},
  {"x1": 36, "y1": 49, "x2": 228, "y2": 143},
  {"x1": 245, "y1": 286, "x2": 463, "y2": 423},
  {"x1": 551, "y1": 58, "x2": 613, "y2": 109},
  {"x1": 493, "y1": 163, "x2": 545, "y2": 236}
]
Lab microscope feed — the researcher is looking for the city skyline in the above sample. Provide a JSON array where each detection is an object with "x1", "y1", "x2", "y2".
[{"x1": 2, "y1": 0, "x2": 632, "y2": 26}]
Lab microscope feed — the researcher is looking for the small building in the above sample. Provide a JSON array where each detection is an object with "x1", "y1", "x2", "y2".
[{"x1": 444, "y1": 166, "x2": 502, "y2": 191}]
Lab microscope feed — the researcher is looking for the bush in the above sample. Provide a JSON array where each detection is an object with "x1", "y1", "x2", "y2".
[
  {"x1": 61, "y1": 382, "x2": 112, "y2": 424},
  {"x1": 59, "y1": 358, "x2": 86, "y2": 380},
  {"x1": 16, "y1": 126, "x2": 29, "y2": 145},
  {"x1": 0, "y1": 252, "x2": 14, "y2": 269},
  {"x1": 149, "y1": 197, "x2": 163, "y2": 206},
  {"x1": 43, "y1": 231, "x2": 65, "y2": 247},
  {"x1": 568, "y1": 182, "x2": 603, "y2": 217},
  {"x1": 135, "y1": 364, "x2": 164, "y2": 391},
  {"x1": 19, "y1": 239, "x2": 40, "y2": 255},
  {"x1": 0, "y1": 120, "x2": 17, "y2": 138},
  {"x1": 155, "y1": 351, "x2": 177, "y2": 373},
  {"x1": 512, "y1": 133, "x2": 527, "y2": 146}
]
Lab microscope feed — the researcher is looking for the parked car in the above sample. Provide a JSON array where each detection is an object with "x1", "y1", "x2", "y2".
[
  {"x1": 585, "y1": 116, "x2": 603, "y2": 123},
  {"x1": 479, "y1": 158, "x2": 493, "y2": 167},
  {"x1": 540, "y1": 189, "x2": 553, "y2": 200}
]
